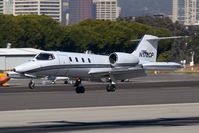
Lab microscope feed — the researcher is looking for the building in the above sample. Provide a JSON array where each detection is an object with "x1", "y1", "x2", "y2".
[
  {"x1": 69, "y1": 0, "x2": 94, "y2": 24},
  {"x1": 172, "y1": 0, "x2": 178, "y2": 22},
  {"x1": 184, "y1": 0, "x2": 198, "y2": 25},
  {"x1": 0, "y1": 0, "x2": 3, "y2": 14},
  {"x1": 93, "y1": 0, "x2": 120, "y2": 21},
  {"x1": 13, "y1": 0, "x2": 62, "y2": 22},
  {"x1": 62, "y1": 0, "x2": 69, "y2": 25},
  {"x1": 3, "y1": 0, "x2": 13, "y2": 14},
  {"x1": 0, "y1": 48, "x2": 44, "y2": 70},
  {"x1": 172, "y1": 0, "x2": 199, "y2": 25}
]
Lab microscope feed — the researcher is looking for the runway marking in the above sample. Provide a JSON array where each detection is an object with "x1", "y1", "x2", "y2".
[
  {"x1": 0, "y1": 102, "x2": 199, "y2": 129},
  {"x1": 1, "y1": 102, "x2": 199, "y2": 113}
]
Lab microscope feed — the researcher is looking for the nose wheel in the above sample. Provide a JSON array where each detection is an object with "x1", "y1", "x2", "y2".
[{"x1": 28, "y1": 80, "x2": 35, "y2": 89}]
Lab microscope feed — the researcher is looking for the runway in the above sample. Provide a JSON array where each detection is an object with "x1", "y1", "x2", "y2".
[
  {"x1": 1, "y1": 103, "x2": 199, "y2": 133},
  {"x1": 0, "y1": 74, "x2": 198, "y2": 111},
  {"x1": 0, "y1": 73, "x2": 199, "y2": 132}
]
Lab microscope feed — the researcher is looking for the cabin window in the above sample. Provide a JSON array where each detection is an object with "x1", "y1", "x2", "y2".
[
  {"x1": 36, "y1": 53, "x2": 54, "y2": 60},
  {"x1": 69, "y1": 57, "x2": 72, "y2": 62},
  {"x1": 75, "y1": 57, "x2": 78, "y2": 62},
  {"x1": 88, "y1": 58, "x2": 91, "y2": 63},
  {"x1": 82, "y1": 58, "x2": 85, "y2": 63}
]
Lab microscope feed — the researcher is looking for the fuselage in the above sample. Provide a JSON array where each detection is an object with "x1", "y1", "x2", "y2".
[
  {"x1": 14, "y1": 51, "x2": 116, "y2": 80},
  {"x1": 13, "y1": 50, "x2": 182, "y2": 82}
]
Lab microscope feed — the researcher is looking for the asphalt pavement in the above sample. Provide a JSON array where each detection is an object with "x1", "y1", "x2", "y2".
[{"x1": 0, "y1": 73, "x2": 199, "y2": 133}]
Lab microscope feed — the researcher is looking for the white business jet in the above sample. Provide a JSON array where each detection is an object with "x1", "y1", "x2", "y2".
[{"x1": 13, "y1": 35, "x2": 183, "y2": 93}]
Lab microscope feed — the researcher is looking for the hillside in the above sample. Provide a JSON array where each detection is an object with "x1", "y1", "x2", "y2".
[{"x1": 118, "y1": 0, "x2": 172, "y2": 17}]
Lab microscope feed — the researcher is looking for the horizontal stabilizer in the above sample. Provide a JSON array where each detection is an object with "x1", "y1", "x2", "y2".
[
  {"x1": 131, "y1": 35, "x2": 189, "y2": 42},
  {"x1": 148, "y1": 36, "x2": 189, "y2": 41}
]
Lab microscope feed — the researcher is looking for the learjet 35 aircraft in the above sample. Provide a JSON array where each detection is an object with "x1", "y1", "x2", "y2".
[{"x1": 13, "y1": 35, "x2": 183, "y2": 93}]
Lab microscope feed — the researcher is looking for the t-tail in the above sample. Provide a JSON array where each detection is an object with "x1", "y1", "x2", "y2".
[
  {"x1": 132, "y1": 34, "x2": 188, "y2": 64},
  {"x1": 132, "y1": 35, "x2": 159, "y2": 63},
  {"x1": 132, "y1": 34, "x2": 185, "y2": 70}
]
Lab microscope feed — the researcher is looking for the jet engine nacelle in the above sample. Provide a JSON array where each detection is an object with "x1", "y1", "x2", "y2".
[{"x1": 109, "y1": 52, "x2": 139, "y2": 67}]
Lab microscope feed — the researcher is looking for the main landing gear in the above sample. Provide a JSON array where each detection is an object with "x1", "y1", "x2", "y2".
[
  {"x1": 28, "y1": 79, "x2": 35, "y2": 89},
  {"x1": 73, "y1": 77, "x2": 116, "y2": 93},
  {"x1": 74, "y1": 77, "x2": 85, "y2": 94},
  {"x1": 106, "y1": 78, "x2": 116, "y2": 92}
]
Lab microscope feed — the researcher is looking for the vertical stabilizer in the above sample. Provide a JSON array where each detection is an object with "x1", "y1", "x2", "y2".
[{"x1": 132, "y1": 35, "x2": 159, "y2": 63}]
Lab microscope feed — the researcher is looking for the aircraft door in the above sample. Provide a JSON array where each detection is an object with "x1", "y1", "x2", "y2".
[
  {"x1": 57, "y1": 55, "x2": 70, "y2": 76},
  {"x1": 59, "y1": 55, "x2": 69, "y2": 65}
]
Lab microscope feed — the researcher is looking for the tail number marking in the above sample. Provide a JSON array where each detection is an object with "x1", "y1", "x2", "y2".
[{"x1": 139, "y1": 50, "x2": 154, "y2": 58}]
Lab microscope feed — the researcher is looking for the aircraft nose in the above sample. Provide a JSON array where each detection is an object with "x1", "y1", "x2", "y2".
[
  {"x1": 13, "y1": 67, "x2": 17, "y2": 72},
  {"x1": 14, "y1": 64, "x2": 30, "y2": 73},
  {"x1": 14, "y1": 66, "x2": 24, "y2": 73},
  {"x1": 14, "y1": 61, "x2": 40, "y2": 74}
]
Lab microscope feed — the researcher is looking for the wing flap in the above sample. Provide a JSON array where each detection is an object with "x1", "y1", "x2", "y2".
[{"x1": 89, "y1": 67, "x2": 146, "y2": 80}]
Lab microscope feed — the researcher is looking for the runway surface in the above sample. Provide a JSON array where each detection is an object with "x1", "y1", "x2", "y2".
[
  {"x1": 1, "y1": 103, "x2": 199, "y2": 133},
  {"x1": 0, "y1": 74, "x2": 198, "y2": 111},
  {"x1": 0, "y1": 73, "x2": 199, "y2": 132}
]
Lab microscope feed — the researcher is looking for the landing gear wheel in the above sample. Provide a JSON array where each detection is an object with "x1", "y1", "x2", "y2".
[
  {"x1": 74, "y1": 77, "x2": 85, "y2": 94},
  {"x1": 106, "y1": 84, "x2": 116, "y2": 92},
  {"x1": 51, "y1": 81, "x2": 55, "y2": 84},
  {"x1": 28, "y1": 80, "x2": 35, "y2": 89},
  {"x1": 64, "y1": 80, "x2": 68, "y2": 84},
  {"x1": 75, "y1": 86, "x2": 85, "y2": 94}
]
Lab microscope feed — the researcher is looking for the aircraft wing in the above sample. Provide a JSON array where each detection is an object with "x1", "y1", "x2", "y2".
[
  {"x1": 88, "y1": 67, "x2": 146, "y2": 80},
  {"x1": 142, "y1": 62, "x2": 183, "y2": 70}
]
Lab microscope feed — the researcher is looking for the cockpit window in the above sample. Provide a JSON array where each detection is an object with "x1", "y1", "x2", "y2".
[{"x1": 35, "y1": 53, "x2": 54, "y2": 60}]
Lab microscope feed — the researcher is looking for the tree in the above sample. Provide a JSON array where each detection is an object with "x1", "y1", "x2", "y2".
[{"x1": 68, "y1": 19, "x2": 171, "y2": 54}]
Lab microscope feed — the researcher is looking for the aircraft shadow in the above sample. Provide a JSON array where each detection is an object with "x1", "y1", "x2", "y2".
[{"x1": 1, "y1": 117, "x2": 199, "y2": 133}]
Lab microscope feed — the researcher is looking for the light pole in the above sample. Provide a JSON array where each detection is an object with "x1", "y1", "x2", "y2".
[{"x1": 190, "y1": 51, "x2": 195, "y2": 67}]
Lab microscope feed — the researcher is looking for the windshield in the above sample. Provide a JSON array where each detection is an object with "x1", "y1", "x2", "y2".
[{"x1": 35, "y1": 53, "x2": 55, "y2": 60}]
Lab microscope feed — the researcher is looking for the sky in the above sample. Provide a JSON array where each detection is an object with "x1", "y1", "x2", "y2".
[{"x1": 118, "y1": 0, "x2": 173, "y2": 17}]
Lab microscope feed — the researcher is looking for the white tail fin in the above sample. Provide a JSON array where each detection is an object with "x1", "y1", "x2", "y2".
[
  {"x1": 132, "y1": 35, "x2": 159, "y2": 63},
  {"x1": 132, "y1": 34, "x2": 188, "y2": 63}
]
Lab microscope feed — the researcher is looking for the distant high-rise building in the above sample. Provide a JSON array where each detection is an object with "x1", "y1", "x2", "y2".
[
  {"x1": 93, "y1": 0, "x2": 120, "y2": 20},
  {"x1": 69, "y1": 0, "x2": 93, "y2": 24},
  {"x1": 172, "y1": 0, "x2": 178, "y2": 22},
  {"x1": 177, "y1": 0, "x2": 185, "y2": 23},
  {"x1": 184, "y1": 0, "x2": 198, "y2": 25},
  {"x1": 14, "y1": 0, "x2": 62, "y2": 22},
  {"x1": 62, "y1": 0, "x2": 69, "y2": 25},
  {"x1": 3, "y1": 0, "x2": 13, "y2": 14},
  {"x1": 172, "y1": 0, "x2": 199, "y2": 25},
  {"x1": 0, "y1": 0, "x2": 3, "y2": 14}
]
